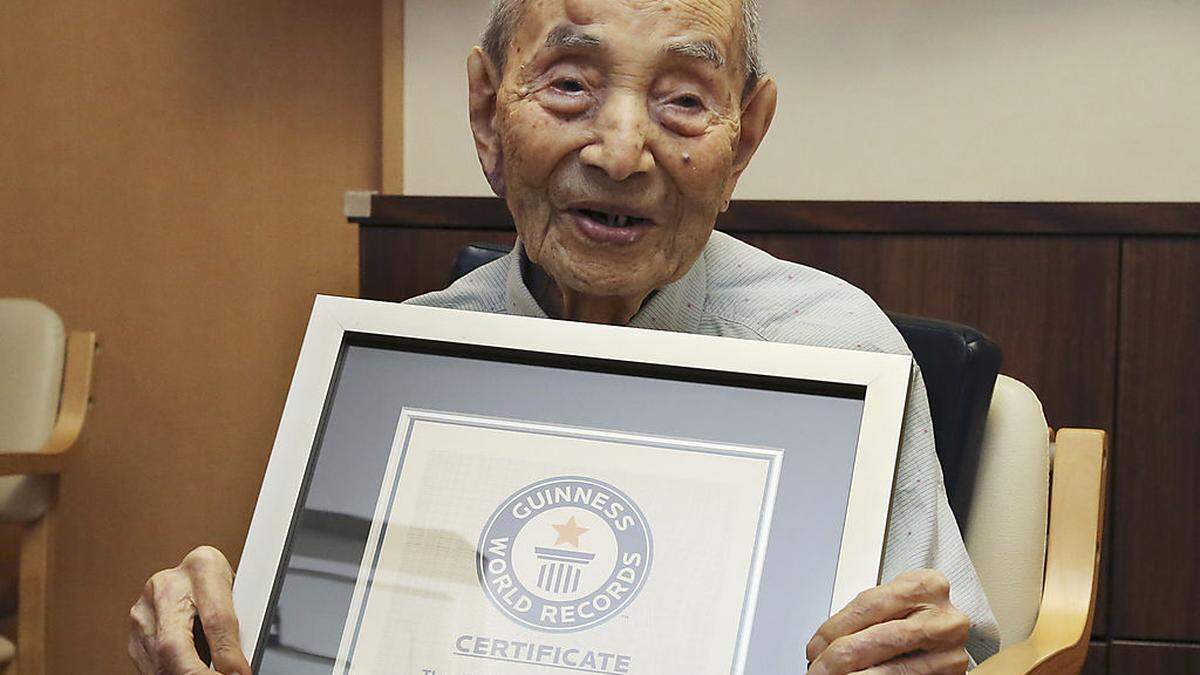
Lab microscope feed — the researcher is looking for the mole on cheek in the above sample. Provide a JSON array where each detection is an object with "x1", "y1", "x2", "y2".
[{"x1": 682, "y1": 152, "x2": 692, "y2": 165}]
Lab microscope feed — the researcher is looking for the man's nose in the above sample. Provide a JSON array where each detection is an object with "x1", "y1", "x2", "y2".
[{"x1": 579, "y1": 92, "x2": 655, "y2": 182}]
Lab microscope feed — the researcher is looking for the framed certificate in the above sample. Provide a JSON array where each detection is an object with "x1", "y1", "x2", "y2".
[{"x1": 234, "y1": 296, "x2": 912, "y2": 675}]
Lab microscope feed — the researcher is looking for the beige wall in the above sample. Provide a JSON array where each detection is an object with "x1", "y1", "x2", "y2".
[
  {"x1": 0, "y1": 1, "x2": 380, "y2": 672},
  {"x1": 398, "y1": 0, "x2": 1200, "y2": 200}
]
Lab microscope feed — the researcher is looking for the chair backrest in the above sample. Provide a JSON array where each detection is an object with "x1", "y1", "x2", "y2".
[
  {"x1": 887, "y1": 313, "x2": 1002, "y2": 525},
  {"x1": 448, "y1": 243, "x2": 1002, "y2": 528},
  {"x1": 0, "y1": 299, "x2": 65, "y2": 452},
  {"x1": 450, "y1": 242, "x2": 513, "y2": 285},
  {"x1": 966, "y1": 375, "x2": 1051, "y2": 646}
]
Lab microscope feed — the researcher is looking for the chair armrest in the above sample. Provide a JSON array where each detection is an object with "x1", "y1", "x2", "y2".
[
  {"x1": 0, "y1": 331, "x2": 95, "y2": 476},
  {"x1": 974, "y1": 428, "x2": 1108, "y2": 675}
]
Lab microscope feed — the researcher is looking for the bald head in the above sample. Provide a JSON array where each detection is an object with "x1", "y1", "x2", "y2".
[{"x1": 481, "y1": 0, "x2": 764, "y2": 98}]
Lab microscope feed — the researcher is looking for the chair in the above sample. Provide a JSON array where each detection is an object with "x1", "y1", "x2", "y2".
[
  {"x1": 972, "y1": 394, "x2": 1106, "y2": 674},
  {"x1": 449, "y1": 243, "x2": 1107, "y2": 674},
  {"x1": 0, "y1": 299, "x2": 97, "y2": 675}
]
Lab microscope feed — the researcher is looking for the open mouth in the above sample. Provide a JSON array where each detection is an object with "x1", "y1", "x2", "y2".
[{"x1": 572, "y1": 208, "x2": 650, "y2": 228}]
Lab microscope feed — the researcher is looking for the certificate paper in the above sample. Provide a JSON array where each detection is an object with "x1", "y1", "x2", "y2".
[{"x1": 334, "y1": 409, "x2": 782, "y2": 675}]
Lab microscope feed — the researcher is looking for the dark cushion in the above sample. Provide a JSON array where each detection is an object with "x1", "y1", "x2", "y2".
[
  {"x1": 451, "y1": 242, "x2": 512, "y2": 286},
  {"x1": 888, "y1": 313, "x2": 1001, "y2": 526},
  {"x1": 449, "y1": 243, "x2": 1001, "y2": 529}
]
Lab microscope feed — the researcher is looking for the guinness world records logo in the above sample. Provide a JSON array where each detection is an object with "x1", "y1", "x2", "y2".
[{"x1": 477, "y1": 476, "x2": 652, "y2": 633}]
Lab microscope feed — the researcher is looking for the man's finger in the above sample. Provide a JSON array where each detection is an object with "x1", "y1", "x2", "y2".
[
  {"x1": 129, "y1": 595, "x2": 157, "y2": 639},
  {"x1": 196, "y1": 611, "x2": 251, "y2": 674},
  {"x1": 154, "y1": 619, "x2": 212, "y2": 675},
  {"x1": 127, "y1": 633, "x2": 153, "y2": 674},
  {"x1": 807, "y1": 571, "x2": 951, "y2": 660},
  {"x1": 809, "y1": 609, "x2": 969, "y2": 675},
  {"x1": 851, "y1": 648, "x2": 970, "y2": 674},
  {"x1": 147, "y1": 567, "x2": 212, "y2": 674},
  {"x1": 188, "y1": 550, "x2": 251, "y2": 675}
]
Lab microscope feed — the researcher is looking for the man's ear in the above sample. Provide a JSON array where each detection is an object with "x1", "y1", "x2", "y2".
[
  {"x1": 723, "y1": 77, "x2": 778, "y2": 208},
  {"x1": 468, "y1": 46, "x2": 506, "y2": 196}
]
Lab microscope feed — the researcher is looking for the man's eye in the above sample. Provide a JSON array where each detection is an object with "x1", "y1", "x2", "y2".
[
  {"x1": 672, "y1": 94, "x2": 703, "y2": 110},
  {"x1": 553, "y1": 78, "x2": 586, "y2": 93}
]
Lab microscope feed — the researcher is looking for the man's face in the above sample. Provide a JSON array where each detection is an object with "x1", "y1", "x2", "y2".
[{"x1": 470, "y1": 0, "x2": 775, "y2": 300}]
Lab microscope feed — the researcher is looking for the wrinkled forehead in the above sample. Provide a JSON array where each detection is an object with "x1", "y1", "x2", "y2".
[{"x1": 510, "y1": 0, "x2": 742, "y2": 67}]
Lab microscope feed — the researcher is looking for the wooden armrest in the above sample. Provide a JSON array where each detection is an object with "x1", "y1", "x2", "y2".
[
  {"x1": 0, "y1": 331, "x2": 96, "y2": 476},
  {"x1": 974, "y1": 428, "x2": 1108, "y2": 675}
]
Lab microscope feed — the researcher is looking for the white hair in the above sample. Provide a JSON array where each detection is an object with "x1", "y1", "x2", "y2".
[{"x1": 482, "y1": 0, "x2": 764, "y2": 97}]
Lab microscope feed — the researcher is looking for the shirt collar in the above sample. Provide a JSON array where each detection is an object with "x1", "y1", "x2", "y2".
[{"x1": 504, "y1": 239, "x2": 708, "y2": 334}]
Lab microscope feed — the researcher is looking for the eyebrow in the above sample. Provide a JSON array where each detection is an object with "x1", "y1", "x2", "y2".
[
  {"x1": 664, "y1": 39, "x2": 725, "y2": 69},
  {"x1": 542, "y1": 25, "x2": 725, "y2": 70},
  {"x1": 545, "y1": 24, "x2": 602, "y2": 50}
]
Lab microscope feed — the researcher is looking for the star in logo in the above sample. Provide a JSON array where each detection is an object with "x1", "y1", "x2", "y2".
[{"x1": 552, "y1": 515, "x2": 590, "y2": 548}]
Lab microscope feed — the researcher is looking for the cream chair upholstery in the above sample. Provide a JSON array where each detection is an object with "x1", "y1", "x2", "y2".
[
  {"x1": 971, "y1": 376, "x2": 1107, "y2": 675},
  {"x1": 0, "y1": 300, "x2": 64, "y2": 526},
  {"x1": 0, "y1": 299, "x2": 96, "y2": 675},
  {"x1": 0, "y1": 300, "x2": 65, "y2": 453},
  {"x1": 966, "y1": 375, "x2": 1051, "y2": 647}
]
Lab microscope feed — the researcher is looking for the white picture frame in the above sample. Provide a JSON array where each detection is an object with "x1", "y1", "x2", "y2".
[{"x1": 233, "y1": 295, "x2": 912, "y2": 674}]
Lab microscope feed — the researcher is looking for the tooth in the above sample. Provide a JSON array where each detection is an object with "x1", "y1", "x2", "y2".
[
  {"x1": 607, "y1": 212, "x2": 616, "y2": 227},
  {"x1": 616, "y1": 215, "x2": 629, "y2": 227}
]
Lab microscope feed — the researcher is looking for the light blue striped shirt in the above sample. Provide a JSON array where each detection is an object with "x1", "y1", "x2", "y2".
[{"x1": 407, "y1": 230, "x2": 1001, "y2": 663}]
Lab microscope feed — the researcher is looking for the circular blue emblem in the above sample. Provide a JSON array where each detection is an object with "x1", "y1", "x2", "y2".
[{"x1": 477, "y1": 476, "x2": 652, "y2": 633}]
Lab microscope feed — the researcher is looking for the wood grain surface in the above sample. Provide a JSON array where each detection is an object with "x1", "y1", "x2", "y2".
[
  {"x1": 359, "y1": 228, "x2": 1122, "y2": 436},
  {"x1": 1113, "y1": 239, "x2": 1200, "y2": 641},
  {"x1": 0, "y1": 3, "x2": 377, "y2": 671},
  {"x1": 736, "y1": 233, "x2": 1121, "y2": 640},
  {"x1": 360, "y1": 227, "x2": 517, "y2": 302},
  {"x1": 1081, "y1": 643, "x2": 1108, "y2": 675},
  {"x1": 358, "y1": 230, "x2": 1121, "y2": 441},
  {"x1": 356, "y1": 195, "x2": 1200, "y2": 235},
  {"x1": 735, "y1": 234, "x2": 1119, "y2": 431},
  {"x1": 359, "y1": 226, "x2": 1123, "y2": 644},
  {"x1": 1109, "y1": 640, "x2": 1200, "y2": 674},
  {"x1": 355, "y1": 204, "x2": 1200, "y2": 672}
]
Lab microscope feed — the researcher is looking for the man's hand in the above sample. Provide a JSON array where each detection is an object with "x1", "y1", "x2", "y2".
[
  {"x1": 806, "y1": 569, "x2": 970, "y2": 674},
  {"x1": 128, "y1": 545, "x2": 251, "y2": 675}
]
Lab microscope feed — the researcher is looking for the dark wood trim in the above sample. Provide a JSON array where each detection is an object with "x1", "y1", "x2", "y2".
[
  {"x1": 1112, "y1": 239, "x2": 1200, "y2": 640},
  {"x1": 1109, "y1": 640, "x2": 1200, "y2": 673},
  {"x1": 356, "y1": 196, "x2": 515, "y2": 230},
  {"x1": 352, "y1": 195, "x2": 1200, "y2": 235},
  {"x1": 1081, "y1": 642, "x2": 1106, "y2": 675}
]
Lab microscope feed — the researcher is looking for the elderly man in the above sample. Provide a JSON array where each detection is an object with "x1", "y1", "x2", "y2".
[{"x1": 129, "y1": 1, "x2": 1001, "y2": 673}]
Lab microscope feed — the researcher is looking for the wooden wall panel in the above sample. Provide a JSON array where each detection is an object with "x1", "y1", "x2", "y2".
[
  {"x1": 360, "y1": 210, "x2": 1200, "y2": 658},
  {"x1": 738, "y1": 234, "x2": 1121, "y2": 638},
  {"x1": 357, "y1": 196, "x2": 1200, "y2": 235},
  {"x1": 1110, "y1": 641, "x2": 1200, "y2": 674},
  {"x1": 360, "y1": 228, "x2": 1122, "y2": 640},
  {"x1": 359, "y1": 227, "x2": 516, "y2": 302},
  {"x1": 0, "y1": 2, "x2": 378, "y2": 672},
  {"x1": 736, "y1": 234, "x2": 1120, "y2": 432},
  {"x1": 1113, "y1": 239, "x2": 1200, "y2": 640},
  {"x1": 1081, "y1": 643, "x2": 1107, "y2": 675}
]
